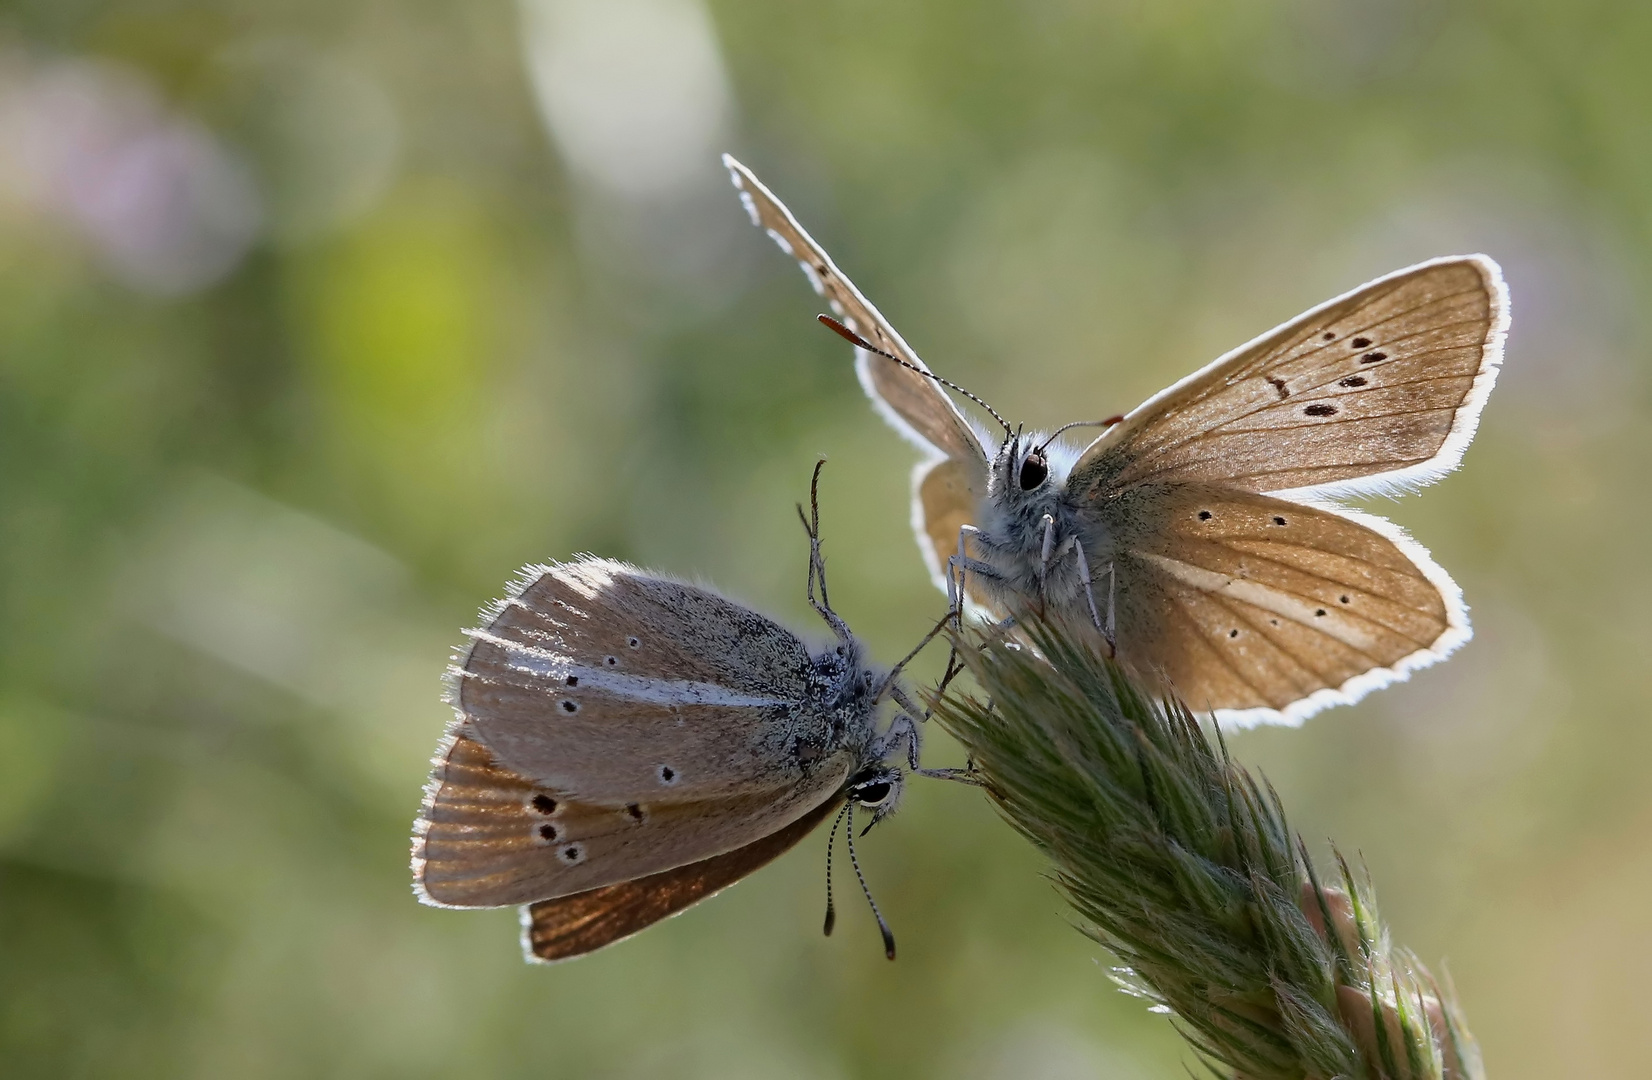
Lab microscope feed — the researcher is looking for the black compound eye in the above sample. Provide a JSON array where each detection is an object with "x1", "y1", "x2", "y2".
[
  {"x1": 853, "y1": 781, "x2": 893, "y2": 807},
  {"x1": 1018, "y1": 450, "x2": 1049, "y2": 491}
]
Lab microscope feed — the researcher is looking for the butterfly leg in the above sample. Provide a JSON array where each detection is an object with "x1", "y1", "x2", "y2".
[
  {"x1": 882, "y1": 711, "x2": 983, "y2": 787},
  {"x1": 947, "y1": 553, "x2": 1009, "y2": 625},
  {"x1": 798, "y1": 459, "x2": 854, "y2": 644},
  {"x1": 876, "y1": 711, "x2": 935, "y2": 778},
  {"x1": 931, "y1": 640, "x2": 968, "y2": 705},
  {"x1": 878, "y1": 608, "x2": 956, "y2": 701},
  {"x1": 1105, "y1": 561, "x2": 1116, "y2": 652},
  {"x1": 1042, "y1": 521, "x2": 1101, "y2": 635},
  {"x1": 886, "y1": 644, "x2": 967, "y2": 723},
  {"x1": 885, "y1": 682, "x2": 929, "y2": 723},
  {"x1": 912, "y1": 735, "x2": 985, "y2": 785},
  {"x1": 918, "y1": 767, "x2": 984, "y2": 786},
  {"x1": 1037, "y1": 514, "x2": 1057, "y2": 593},
  {"x1": 1071, "y1": 541, "x2": 1112, "y2": 654},
  {"x1": 946, "y1": 525, "x2": 973, "y2": 620},
  {"x1": 947, "y1": 524, "x2": 1004, "y2": 626},
  {"x1": 883, "y1": 637, "x2": 969, "y2": 723}
]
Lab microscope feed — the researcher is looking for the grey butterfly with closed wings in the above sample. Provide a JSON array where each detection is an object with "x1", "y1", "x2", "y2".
[
  {"x1": 412, "y1": 469, "x2": 930, "y2": 961},
  {"x1": 725, "y1": 154, "x2": 1508, "y2": 726}
]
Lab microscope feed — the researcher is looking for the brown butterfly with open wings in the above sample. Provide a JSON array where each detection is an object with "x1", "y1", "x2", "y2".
[{"x1": 726, "y1": 155, "x2": 1508, "y2": 726}]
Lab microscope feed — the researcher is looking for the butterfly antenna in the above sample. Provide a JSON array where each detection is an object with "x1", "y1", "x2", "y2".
[
  {"x1": 822, "y1": 801, "x2": 848, "y2": 937},
  {"x1": 818, "y1": 314, "x2": 1012, "y2": 436},
  {"x1": 845, "y1": 802, "x2": 897, "y2": 960},
  {"x1": 1035, "y1": 416, "x2": 1126, "y2": 454}
]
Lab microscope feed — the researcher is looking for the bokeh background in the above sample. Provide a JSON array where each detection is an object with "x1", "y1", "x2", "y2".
[{"x1": 2, "y1": 1, "x2": 1648, "y2": 1076}]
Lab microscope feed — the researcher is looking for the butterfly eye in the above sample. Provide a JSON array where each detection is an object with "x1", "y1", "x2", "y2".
[
  {"x1": 1018, "y1": 450, "x2": 1049, "y2": 491},
  {"x1": 852, "y1": 780, "x2": 893, "y2": 807}
]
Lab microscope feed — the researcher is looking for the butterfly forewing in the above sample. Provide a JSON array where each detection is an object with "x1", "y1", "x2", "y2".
[
  {"x1": 519, "y1": 795, "x2": 843, "y2": 963},
  {"x1": 723, "y1": 155, "x2": 987, "y2": 467},
  {"x1": 456, "y1": 558, "x2": 821, "y2": 800},
  {"x1": 1072, "y1": 257, "x2": 1506, "y2": 497},
  {"x1": 470, "y1": 557, "x2": 814, "y2": 695},
  {"x1": 1103, "y1": 485, "x2": 1463, "y2": 723},
  {"x1": 414, "y1": 727, "x2": 849, "y2": 907},
  {"x1": 422, "y1": 556, "x2": 864, "y2": 906}
]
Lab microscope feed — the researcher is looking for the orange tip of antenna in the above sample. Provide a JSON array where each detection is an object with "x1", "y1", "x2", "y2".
[{"x1": 817, "y1": 314, "x2": 872, "y2": 350}]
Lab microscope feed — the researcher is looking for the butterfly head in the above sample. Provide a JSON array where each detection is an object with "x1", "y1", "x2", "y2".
[
  {"x1": 1017, "y1": 444, "x2": 1051, "y2": 491},
  {"x1": 846, "y1": 763, "x2": 905, "y2": 830},
  {"x1": 990, "y1": 425, "x2": 1058, "y2": 504},
  {"x1": 990, "y1": 419, "x2": 1119, "y2": 509}
]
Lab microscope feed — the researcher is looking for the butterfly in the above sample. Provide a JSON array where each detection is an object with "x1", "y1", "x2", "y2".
[
  {"x1": 412, "y1": 466, "x2": 932, "y2": 960},
  {"x1": 725, "y1": 154, "x2": 1508, "y2": 726}
]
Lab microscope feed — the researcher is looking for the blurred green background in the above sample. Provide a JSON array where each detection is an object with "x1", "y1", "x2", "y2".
[{"x1": 1, "y1": 1, "x2": 1647, "y2": 1076}]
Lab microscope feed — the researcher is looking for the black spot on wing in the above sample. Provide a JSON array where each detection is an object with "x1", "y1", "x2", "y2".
[
  {"x1": 1351, "y1": 336, "x2": 1372, "y2": 348},
  {"x1": 1303, "y1": 403, "x2": 1338, "y2": 417},
  {"x1": 1267, "y1": 377, "x2": 1290, "y2": 399},
  {"x1": 1360, "y1": 351, "x2": 1387, "y2": 364},
  {"x1": 1338, "y1": 376, "x2": 1367, "y2": 387}
]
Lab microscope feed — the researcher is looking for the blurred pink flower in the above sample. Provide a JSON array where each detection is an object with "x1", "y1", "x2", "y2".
[{"x1": 0, "y1": 51, "x2": 260, "y2": 294}]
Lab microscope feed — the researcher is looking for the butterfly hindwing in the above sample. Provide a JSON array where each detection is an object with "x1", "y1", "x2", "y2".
[
  {"x1": 1099, "y1": 483, "x2": 1464, "y2": 724},
  {"x1": 913, "y1": 456, "x2": 988, "y2": 597},
  {"x1": 1071, "y1": 256, "x2": 1507, "y2": 498},
  {"x1": 518, "y1": 794, "x2": 843, "y2": 963},
  {"x1": 413, "y1": 727, "x2": 850, "y2": 907}
]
